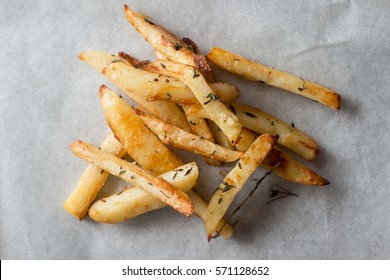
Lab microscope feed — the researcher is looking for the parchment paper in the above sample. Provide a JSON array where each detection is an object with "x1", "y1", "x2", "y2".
[{"x1": 1, "y1": 0, "x2": 389, "y2": 259}]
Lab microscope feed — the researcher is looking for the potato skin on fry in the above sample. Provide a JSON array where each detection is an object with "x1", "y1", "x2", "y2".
[
  {"x1": 207, "y1": 47, "x2": 340, "y2": 110},
  {"x1": 206, "y1": 133, "x2": 278, "y2": 239},
  {"x1": 64, "y1": 133, "x2": 125, "y2": 220},
  {"x1": 99, "y1": 85, "x2": 182, "y2": 174},
  {"x1": 124, "y1": 4, "x2": 210, "y2": 70},
  {"x1": 89, "y1": 162, "x2": 198, "y2": 223},
  {"x1": 70, "y1": 140, "x2": 194, "y2": 216},
  {"x1": 235, "y1": 128, "x2": 328, "y2": 185},
  {"x1": 134, "y1": 108, "x2": 243, "y2": 162}
]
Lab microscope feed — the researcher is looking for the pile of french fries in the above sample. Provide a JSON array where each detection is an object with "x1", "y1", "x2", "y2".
[{"x1": 65, "y1": 4, "x2": 340, "y2": 240}]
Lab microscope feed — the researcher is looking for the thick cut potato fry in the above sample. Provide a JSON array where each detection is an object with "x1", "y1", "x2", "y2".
[
  {"x1": 206, "y1": 133, "x2": 278, "y2": 239},
  {"x1": 207, "y1": 47, "x2": 340, "y2": 110},
  {"x1": 184, "y1": 102, "x2": 319, "y2": 160},
  {"x1": 70, "y1": 140, "x2": 193, "y2": 216},
  {"x1": 124, "y1": 5, "x2": 210, "y2": 70},
  {"x1": 79, "y1": 50, "x2": 191, "y2": 131},
  {"x1": 89, "y1": 162, "x2": 198, "y2": 223},
  {"x1": 143, "y1": 60, "x2": 242, "y2": 144},
  {"x1": 145, "y1": 82, "x2": 240, "y2": 105},
  {"x1": 64, "y1": 133, "x2": 125, "y2": 220},
  {"x1": 99, "y1": 85, "x2": 182, "y2": 174},
  {"x1": 236, "y1": 129, "x2": 329, "y2": 185},
  {"x1": 187, "y1": 190, "x2": 233, "y2": 240},
  {"x1": 135, "y1": 108, "x2": 243, "y2": 162}
]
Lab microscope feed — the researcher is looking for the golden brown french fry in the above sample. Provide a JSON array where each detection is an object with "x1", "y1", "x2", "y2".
[
  {"x1": 89, "y1": 162, "x2": 198, "y2": 223},
  {"x1": 234, "y1": 128, "x2": 258, "y2": 152},
  {"x1": 207, "y1": 47, "x2": 340, "y2": 110},
  {"x1": 99, "y1": 85, "x2": 182, "y2": 174},
  {"x1": 143, "y1": 60, "x2": 242, "y2": 144},
  {"x1": 187, "y1": 190, "x2": 233, "y2": 240},
  {"x1": 64, "y1": 133, "x2": 126, "y2": 220},
  {"x1": 134, "y1": 108, "x2": 243, "y2": 162},
  {"x1": 145, "y1": 82, "x2": 240, "y2": 105},
  {"x1": 70, "y1": 140, "x2": 193, "y2": 216},
  {"x1": 235, "y1": 128, "x2": 329, "y2": 185},
  {"x1": 124, "y1": 4, "x2": 210, "y2": 70},
  {"x1": 206, "y1": 133, "x2": 278, "y2": 239},
  {"x1": 184, "y1": 102, "x2": 319, "y2": 160},
  {"x1": 79, "y1": 50, "x2": 191, "y2": 131},
  {"x1": 231, "y1": 102, "x2": 318, "y2": 160}
]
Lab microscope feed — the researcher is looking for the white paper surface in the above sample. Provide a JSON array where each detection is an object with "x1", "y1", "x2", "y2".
[{"x1": 1, "y1": 0, "x2": 389, "y2": 259}]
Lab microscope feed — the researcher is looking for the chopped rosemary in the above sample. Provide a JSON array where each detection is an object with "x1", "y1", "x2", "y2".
[
  {"x1": 218, "y1": 198, "x2": 223, "y2": 204},
  {"x1": 111, "y1": 59, "x2": 122, "y2": 63},
  {"x1": 203, "y1": 93, "x2": 222, "y2": 105},
  {"x1": 119, "y1": 170, "x2": 126, "y2": 175},
  {"x1": 291, "y1": 121, "x2": 295, "y2": 128},
  {"x1": 153, "y1": 78, "x2": 159, "y2": 82},
  {"x1": 184, "y1": 167, "x2": 193, "y2": 176},
  {"x1": 221, "y1": 181, "x2": 235, "y2": 192},
  {"x1": 189, "y1": 120, "x2": 196, "y2": 126},
  {"x1": 238, "y1": 162, "x2": 242, "y2": 169},
  {"x1": 160, "y1": 63, "x2": 166, "y2": 69},
  {"x1": 172, "y1": 172, "x2": 178, "y2": 180},
  {"x1": 166, "y1": 92, "x2": 172, "y2": 99},
  {"x1": 271, "y1": 121, "x2": 274, "y2": 126}
]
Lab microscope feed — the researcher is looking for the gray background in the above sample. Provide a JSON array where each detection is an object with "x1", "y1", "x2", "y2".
[{"x1": 1, "y1": 0, "x2": 389, "y2": 259}]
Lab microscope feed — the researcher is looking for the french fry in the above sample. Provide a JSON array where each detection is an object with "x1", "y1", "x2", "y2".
[
  {"x1": 206, "y1": 133, "x2": 278, "y2": 239},
  {"x1": 134, "y1": 108, "x2": 243, "y2": 162},
  {"x1": 143, "y1": 60, "x2": 242, "y2": 144},
  {"x1": 187, "y1": 190, "x2": 233, "y2": 240},
  {"x1": 64, "y1": 133, "x2": 126, "y2": 220},
  {"x1": 124, "y1": 4, "x2": 210, "y2": 70},
  {"x1": 79, "y1": 50, "x2": 191, "y2": 131},
  {"x1": 89, "y1": 162, "x2": 198, "y2": 223},
  {"x1": 207, "y1": 47, "x2": 341, "y2": 110},
  {"x1": 99, "y1": 85, "x2": 182, "y2": 174},
  {"x1": 184, "y1": 102, "x2": 319, "y2": 160},
  {"x1": 236, "y1": 129, "x2": 329, "y2": 185},
  {"x1": 145, "y1": 82, "x2": 240, "y2": 105},
  {"x1": 234, "y1": 128, "x2": 258, "y2": 152},
  {"x1": 70, "y1": 140, "x2": 194, "y2": 216}
]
